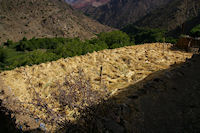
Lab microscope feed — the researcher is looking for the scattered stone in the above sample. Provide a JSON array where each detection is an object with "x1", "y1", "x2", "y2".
[{"x1": 40, "y1": 123, "x2": 46, "y2": 130}]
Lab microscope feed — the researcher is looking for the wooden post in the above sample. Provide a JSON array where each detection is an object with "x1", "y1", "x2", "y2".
[
  {"x1": 163, "y1": 44, "x2": 165, "y2": 55},
  {"x1": 100, "y1": 66, "x2": 103, "y2": 85}
]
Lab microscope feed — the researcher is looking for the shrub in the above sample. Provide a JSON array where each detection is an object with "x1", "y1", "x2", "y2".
[
  {"x1": 4, "y1": 40, "x2": 14, "y2": 47},
  {"x1": 0, "y1": 47, "x2": 7, "y2": 63},
  {"x1": 98, "y1": 30, "x2": 132, "y2": 48},
  {"x1": 0, "y1": 31, "x2": 133, "y2": 71},
  {"x1": 55, "y1": 69, "x2": 106, "y2": 110},
  {"x1": 122, "y1": 25, "x2": 166, "y2": 44},
  {"x1": 4, "y1": 69, "x2": 108, "y2": 131},
  {"x1": 190, "y1": 24, "x2": 200, "y2": 37},
  {"x1": 166, "y1": 37, "x2": 178, "y2": 44}
]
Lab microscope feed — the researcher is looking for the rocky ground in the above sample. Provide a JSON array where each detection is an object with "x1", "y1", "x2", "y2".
[
  {"x1": 0, "y1": 0, "x2": 111, "y2": 44},
  {"x1": 0, "y1": 43, "x2": 195, "y2": 132}
]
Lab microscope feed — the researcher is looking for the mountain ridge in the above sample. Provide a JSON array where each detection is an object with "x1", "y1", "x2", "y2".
[
  {"x1": 65, "y1": 0, "x2": 110, "y2": 8},
  {"x1": 135, "y1": 0, "x2": 200, "y2": 33},
  {"x1": 80, "y1": 0, "x2": 173, "y2": 28}
]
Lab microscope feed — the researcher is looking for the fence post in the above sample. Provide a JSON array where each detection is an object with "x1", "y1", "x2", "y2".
[{"x1": 100, "y1": 66, "x2": 103, "y2": 85}]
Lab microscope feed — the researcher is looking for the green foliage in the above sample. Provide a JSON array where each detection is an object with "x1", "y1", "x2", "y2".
[
  {"x1": 25, "y1": 50, "x2": 59, "y2": 65},
  {"x1": 1, "y1": 50, "x2": 60, "y2": 70},
  {"x1": 165, "y1": 37, "x2": 178, "y2": 44},
  {"x1": 14, "y1": 37, "x2": 69, "y2": 51},
  {"x1": 4, "y1": 39, "x2": 14, "y2": 47},
  {"x1": 53, "y1": 39, "x2": 82, "y2": 58},
  {"x1": 98, "y1": 30, "x2": 133, "y2": 48},
  {"x1": 0, "y1": 47, "x2": 7, "y2": 63},
  {"x1": 82, "y1": 39, "x2": 108, "y2": 54},
  {"x1": 0, "y1": 27, "x2": 181, "y2": 71},
  {"x1": 190, "y1": 24, "x2": 200, "y2": 37},
  {"x1": 122, "y1": 25, "x2": 166, "y2": 44},
  {"x1": 0, "y1": 31, "x2": 134, "y2": 71}
]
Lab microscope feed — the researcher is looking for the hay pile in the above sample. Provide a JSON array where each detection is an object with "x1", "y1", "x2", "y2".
[{"x1": 0, "y1": 43, "x2": 193, "y2": 131}]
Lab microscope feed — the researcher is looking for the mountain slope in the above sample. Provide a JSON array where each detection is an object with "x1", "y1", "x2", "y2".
[
  {"x1": 81, "y1": 0, "x2": 172, "y2": 28},
  {"x1": 65, "y1": 0, "x2": 110, "y2": 8},
  {"x1": 0, "y1": 0, "x2": 111, "y2": 44},
  {"x1": 64, "y1": 0, "x2": 76, "y2": 4},
  {"x1": 135, "y1": 0, "x2": 200, "y2": 33}
]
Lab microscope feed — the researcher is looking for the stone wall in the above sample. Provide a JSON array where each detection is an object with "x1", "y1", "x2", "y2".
[{"x1": 176, "y1": 36, "x2": 200, "y2": 51}]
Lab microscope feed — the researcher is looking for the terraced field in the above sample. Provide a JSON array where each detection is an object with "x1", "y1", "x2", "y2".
[{"x1": 0, "y1": 43, "x2": 193, "y2": 131}]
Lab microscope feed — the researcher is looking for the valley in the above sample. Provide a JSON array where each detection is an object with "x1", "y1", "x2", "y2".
[{"x1": 0, "y1": 0, "x2": 200, "y2": 132}]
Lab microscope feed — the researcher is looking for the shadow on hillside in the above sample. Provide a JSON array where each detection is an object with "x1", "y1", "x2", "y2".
[
  {"x1": 58, "y1": 54, "x2": 200, "y2": 133},
  {"x1": 168, "y1": 14, "x2": 200, "y2": 38},
  {"x1": 3, "y1": 54, "x2": 200, "y2": 133},
  {"x1": 0, "y1": 100, "x2": 20, "y2": 133}
]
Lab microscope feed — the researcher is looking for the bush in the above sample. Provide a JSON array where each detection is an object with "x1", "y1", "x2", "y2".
[
  {"x1": 190, "y1": 24, "x2": 200, "y2": 37},
  {"x1": 15, "y1": 37, "x2": 69, "y2": 51},
  {"x1": 0, "y1": 31, "x2": 134, "y2": 71},
  {"x1": 165, "y1": 37, "x2": 178, "y2": 44},
  {"x1": 82, "y1": 39, "x2": 108, "y2": 54},
  {"x1": 98, "y1": 30, "x2": 133, "y2": 48},
  {"x1": 26, "y1": 50, "x2": 60, "y2": 65},
  {"x1": 55, "y1": 69, "x2": 106, "y2": 110},
  {"x1": 4, "y1": 40, "x2": 14, "y2": 47},
  {"x1": 0, "y1": 47, "x2": 7, "y2": 63},
  {"x1": 9, "y1": 69, "x2": 108, "y2": 130},
  {"x1": 122, "y1": 25, "x2": 166, "y2": 44}
]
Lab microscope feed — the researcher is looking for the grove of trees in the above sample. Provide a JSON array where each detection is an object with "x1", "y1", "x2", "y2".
[
  {"x1": 0, "y1": 26, "x2": 187, "y2": 71},
  {"x1": 0, "y1": 31, "x2": 133, "y2": 71}
]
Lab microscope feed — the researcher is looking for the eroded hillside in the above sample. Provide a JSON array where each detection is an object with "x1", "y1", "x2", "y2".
[
  {"x1": 136, "y1": 0, "x2": 200, "y2": 32},
  {"x1": 0, "y1": 0, "x2": 111, "y2": 44},
  {"x1": 81, "y1": 0, "x2": 172, "y2": 28},
  {"x1": 0, "y1": 43, "x2": 193, "y2": 131},
  {"x1": 65, "y1": 0, "x2": 110, "y2": 8}
]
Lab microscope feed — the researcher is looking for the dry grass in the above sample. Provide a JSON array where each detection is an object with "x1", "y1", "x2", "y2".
[{"x1": 0, "y1": 43, "x2": 193, "y2": 131}]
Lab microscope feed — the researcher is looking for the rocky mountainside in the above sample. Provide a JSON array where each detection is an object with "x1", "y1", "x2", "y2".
[
  {"x1": 64, "y1": 0, "x2": 76, "y2": 4},
  {"x1": 135, "y1": 0, "x2": 200, "y2": 33},
  {"x1": 0, "y1": 0, "x2": 111, "y2": 44},
  {"x1": 65, "y1": 0, "x2": 110, "y2": 8},
  {"x1": 81, "y1": 0, "x2": 172, "y2": 28}
]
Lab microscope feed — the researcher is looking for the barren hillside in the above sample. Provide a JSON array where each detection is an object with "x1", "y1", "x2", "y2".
[
  {"x1": 0, "y1": 0, "x2": 111, "y2": 44},
  {"x1": 65, "y1": 0, "x2": 110, "y2": 8},
  {"x1": 81, "y1": 0, "x2": 172, "y2": 28},
  {"x1": 0, "y1": 43, "x2": 193, "y2": 131},
  {"x1": 135, "y1": 0, "x2": 200, "y2": 32}
]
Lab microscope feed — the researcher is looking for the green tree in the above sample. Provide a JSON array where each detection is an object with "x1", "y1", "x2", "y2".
[
  {"x1": 4, "y1": 39, "x2": 14, "y2": 47},
  {"x1": 122, "y1": 25, "x2": 166, "y2": 44},
  {"x1": 0, "y1": 47, "x2": 7, "y2": 63},
  {"x1": 98, "y1": 30, "x2": 132, "y2": 48},
  {"x1": 190, "y1": 24, "x2": 200, "y2": 37}
]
